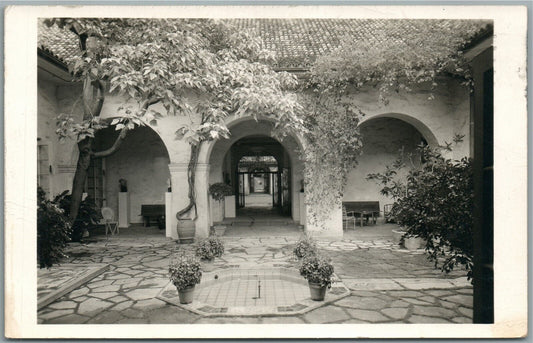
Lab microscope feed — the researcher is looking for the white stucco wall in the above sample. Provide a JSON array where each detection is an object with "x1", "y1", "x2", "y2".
[
  {"x1": 97, "y1": 127, "x2": 170, "y2": 224},
  {"x1": 37, "y1": 75, "x2": 83, "y2": 197},
  {"x1": 354, "y1": 79, "x2": 471, "y2": 157},
  {"x1": 39, "y1": 67, "x2": 471, "y2": 240},
  {"x1": 343, "y1": 117, "x2": 423, "y2": 212}
]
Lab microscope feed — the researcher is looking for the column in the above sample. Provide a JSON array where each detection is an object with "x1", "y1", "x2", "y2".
[
  {"x1": 165, "y1": 192, "x2": 173, "y2": 238},
  {"x1": 194, "y1": 163, "x2": 210, "y2": 239},
  {"x1": 305, "y1": 201, "x2": 343, "y2": 239},
  {"x1": 168, "y1": 163, "x2": 189, "y2": 240}
]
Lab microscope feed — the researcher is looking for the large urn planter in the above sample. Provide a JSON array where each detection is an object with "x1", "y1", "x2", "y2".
[
  {"x1": 308, "y1": 282, "x2": 327, "y2": 301},
  {"x1": 177, "y1": 286, "x2": 195, "y2": 304},
  {"x1": 177, "y1": 219, "x2": 196, "y2": 244}
]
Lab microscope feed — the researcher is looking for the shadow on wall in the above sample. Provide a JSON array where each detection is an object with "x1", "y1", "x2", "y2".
[
  {"x1": 95, "y1": 126, "x2": 170, "y2": 224},
  {"x1": 344, "y1": 117, "x2": 426, "y2": 211}
]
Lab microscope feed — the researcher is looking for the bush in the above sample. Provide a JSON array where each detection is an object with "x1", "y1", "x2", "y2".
[
  {"x1": 208, "y1": 183, "x2": 233, "y2": 202},
  {"x1": 54, "y1": 191, "x2": 101, "y2": 242},
  {"x1": 299, "y1": 253, "x2": 335, "y2": 288},
  {"x1": 169, "y1": 253, "x2": 202, "y2": 291},
  {"x1": 195, "y1": 236, "x2": 225, "y2": 261},
  {"x1": 293, "y1": 234, "x2": 318, "y2": 259},
  {"x1": 367, "y1": 137, "x2": 474, "y2": 279},
  {"x1": 37, "y1": 187, "x2": 72, "y2": 268}
]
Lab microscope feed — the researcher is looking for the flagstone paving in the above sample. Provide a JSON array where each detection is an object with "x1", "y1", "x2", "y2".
[{"x1": 38, "y1": 232, "x2": 472, "y2": 324}]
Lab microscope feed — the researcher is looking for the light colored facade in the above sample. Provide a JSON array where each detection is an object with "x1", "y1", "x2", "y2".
[{"x1": 37, "y1": 19, "x2": 491, "y2": 239}]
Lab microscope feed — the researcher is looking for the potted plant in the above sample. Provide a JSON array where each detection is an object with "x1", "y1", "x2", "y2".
[
  {"x1": 208, "y1": 183, "x2": 233, "y2": 233},
  {"x1": 293, "y1": 234, "x2": 318, "y2": 259},
  {"x1": 169, "y1": 253, "x2": 202, "y2": 304},
  {"x1": 299, "y1": 253, "x2": 334, "y2": 301},
  {"x1": 195, "y1": 236, "x2": 225, "y2": 272}
]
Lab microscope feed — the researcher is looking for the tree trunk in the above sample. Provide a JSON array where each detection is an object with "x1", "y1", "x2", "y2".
[
  {"x1": 69, "y1": 138, "x2": 93, "y2": 222},
  {"x1": 176, "y1": 142, "x2": 202, "y2": 220}
]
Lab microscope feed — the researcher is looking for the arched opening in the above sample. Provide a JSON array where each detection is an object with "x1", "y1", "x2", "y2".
[
  {"x1": 344, "y1": 116, "x2": 435, "y2": 214},
  {"x1": 231, "y1": 137, "x2": 291, "y2": 217},
  {"x1": 94, "y1": 126, "x2": 170, "y2": 229},
  {"x1": 237, "y1": 155, "x2": 278, "y2": 209},
  {"x1": 206, "y1": 118, "x2": 304, "y2": 232}
]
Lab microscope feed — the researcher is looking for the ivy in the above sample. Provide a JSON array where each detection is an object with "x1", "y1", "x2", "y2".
[{"x1": 302, "y1": 19, "x2": 489, "y2": 226}]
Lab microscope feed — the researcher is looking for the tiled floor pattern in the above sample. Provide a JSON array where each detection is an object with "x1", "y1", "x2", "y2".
[
  {"x1": 195, "y1": 268, "x2": 308, "y2": 307},
  {"x1": 38, "y1": 232, "x2": 472, "y2": 324}
]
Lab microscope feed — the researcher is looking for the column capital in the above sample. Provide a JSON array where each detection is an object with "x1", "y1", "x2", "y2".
[
  {"x1": 169, "y1": 163, "x2": 210, "y2": 173},
  {"x1": 57, "y1": 165, "x2": 77, "y2": 173}
]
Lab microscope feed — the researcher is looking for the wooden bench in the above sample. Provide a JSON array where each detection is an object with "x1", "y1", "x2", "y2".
[
  {"x1": 343, "y1": 201, "x2": 380, "y2": 227},
  {"x1": 141, "y1": 205, "x2": 165, "y2": 228}
]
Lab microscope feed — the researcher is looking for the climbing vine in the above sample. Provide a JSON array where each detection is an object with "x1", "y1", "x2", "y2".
[{"x1": 302, "y1": 19, "x2": 490, "y2": 226}]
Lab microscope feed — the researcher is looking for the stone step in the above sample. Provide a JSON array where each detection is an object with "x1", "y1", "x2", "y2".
[{"x1": 218, "y1": 219, "x2": 299, "y2": 227}]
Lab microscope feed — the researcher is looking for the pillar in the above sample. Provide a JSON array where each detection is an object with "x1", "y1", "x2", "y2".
[
  {"x1": 168, "y1": 162, "x2": 211, "y2": 240},
  {"x1": 305, "y1": 201, "x2": 343, "y2": 239}
]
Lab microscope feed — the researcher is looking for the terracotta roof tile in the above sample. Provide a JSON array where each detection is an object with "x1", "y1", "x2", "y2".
[{"x1": 38, "y1": 18, "x2": 491, "y2": 69}]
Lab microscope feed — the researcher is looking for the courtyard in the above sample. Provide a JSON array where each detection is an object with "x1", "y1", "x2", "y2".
[{"x1": 38, "y1": 224, "x2": 472, "y2": 324}]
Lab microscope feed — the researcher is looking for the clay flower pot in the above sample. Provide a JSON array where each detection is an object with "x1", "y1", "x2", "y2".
[
  {"x1": 201, "y1": 258, "x2": 216, "y2": 272},
  {"x1": 177, "y1": 286, "x2": 195, "y2": 304},
  {"x1": 308, "y1": 282, "x2": 327, "y2": 301}
]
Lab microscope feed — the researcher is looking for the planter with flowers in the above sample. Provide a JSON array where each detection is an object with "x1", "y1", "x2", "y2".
[
  {"x1": 299, "y1": 253, "x2": 335, "y2": 301},
  {"x1": 293, "y1": 234, "x2": 318, "y2": 260},
  {"x1": 169, "y1": 253, "x2": 202, "y2": 304},
  {"x1": 209, "y1": 183, "x2": 233, "y2": 230},
  {"x1": 195, "y1": 236, "x2": 225, "y2": 272}
]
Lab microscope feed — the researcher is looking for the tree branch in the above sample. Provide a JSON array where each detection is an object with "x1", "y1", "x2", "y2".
[
  {"x1": 92, "y1": 97, "x2": 161, "y2": 158},
  {"x1": 92, "y1": 127, "x2": 128, "y2": 158}
]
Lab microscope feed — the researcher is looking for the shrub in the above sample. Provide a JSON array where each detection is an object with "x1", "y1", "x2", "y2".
[
  {"x1": 195, "y1": 236, "x2": 225, "y2": 261},
  {"x1": 367, "y1": 137, "x2": 474, "y2": 279},
  {"x1": 54, "y1": 191, "x2": 102, "y2": 242},
  {"x1": 37, "y1": 187, "x2": 72, "y2": 268},
  {"x1": 293, "y1": 234, "x2": 318, "y2": 259},
  {"x1": 169, "y1": 253, "x2": 202, "y2": 291},
  {"x1": 208, "y1": 183, "x2": 233, "y2": 202},
  {"x1": 299, "y1": 253, "x2": 335, "y2": 288}
]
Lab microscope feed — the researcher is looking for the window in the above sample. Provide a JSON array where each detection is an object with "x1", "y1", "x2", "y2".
[
  {"x1": 38, "y1": 143, "x2": 50, "y2": 195},
  {"x1": 86, "y1": 158, "x2": 104, "y2": 208}
]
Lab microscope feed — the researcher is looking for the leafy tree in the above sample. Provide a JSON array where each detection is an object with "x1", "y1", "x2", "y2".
[
  {"x1": 367, "y1": 137, "x2": 474, "y2": 279},
  {"x1": 45, "y1": 18, "x2": 303, "y2": 223}
]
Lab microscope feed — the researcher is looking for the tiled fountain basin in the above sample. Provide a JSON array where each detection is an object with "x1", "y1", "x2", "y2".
[{"x1": 157, "y1": 267, "x2": 350, "y2": 316}]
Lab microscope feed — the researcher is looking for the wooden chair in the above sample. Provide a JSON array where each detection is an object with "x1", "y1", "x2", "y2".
[
  {"x1": 101, "y1": 207, "x2": 119, "y2": 237},
  {"x1": 342, "y1": 205, "x2": 357, "y2": 230}
]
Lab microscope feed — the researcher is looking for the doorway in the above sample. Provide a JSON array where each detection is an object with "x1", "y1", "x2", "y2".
[{"x1": 230, "y1": 136, "x2": 292, "y2": 218}]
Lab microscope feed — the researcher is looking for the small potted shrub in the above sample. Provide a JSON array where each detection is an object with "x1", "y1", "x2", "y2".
[
  {"x1": 209, "y1": 183, "x2": 233, "y2": 232},
  {"x1": 209, "y1": 182, "x2": 233, "y2": 202},
  {"x1": 195, "y1": 236, "x2": 225, "y2": 271},
  {"x1": 293, "y1": 234, "x2": 318, "y2": 259},
  {"x1": 169, "y1": 253, "x2": 202, "y2": 304},
  {"x1": 299, "y1": 253, "x2": 334, "y2": 301}
]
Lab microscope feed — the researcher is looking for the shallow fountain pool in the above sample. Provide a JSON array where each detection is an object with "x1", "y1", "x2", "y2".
[{"x1": 157, "y1": 266, "x2": 350, "y2": 316}]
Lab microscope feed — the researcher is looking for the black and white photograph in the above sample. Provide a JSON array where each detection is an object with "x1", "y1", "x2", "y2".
[{"x1": 4, "y1": 4, "x2": 528, "y2": 339}]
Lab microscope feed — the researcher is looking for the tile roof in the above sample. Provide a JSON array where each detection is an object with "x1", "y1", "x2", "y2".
[{"x1": 38, "y1": 18, "x2": 491, "y2": 69}]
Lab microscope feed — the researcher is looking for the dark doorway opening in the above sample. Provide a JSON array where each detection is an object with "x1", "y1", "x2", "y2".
[{"x1": 229, "y1": 136, "x2": 292, "y2": 218}]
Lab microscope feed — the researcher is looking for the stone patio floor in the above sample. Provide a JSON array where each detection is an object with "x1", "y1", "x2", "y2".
[{"x1": 38, "y1": 226, "x2": 473, "y2": 324}]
